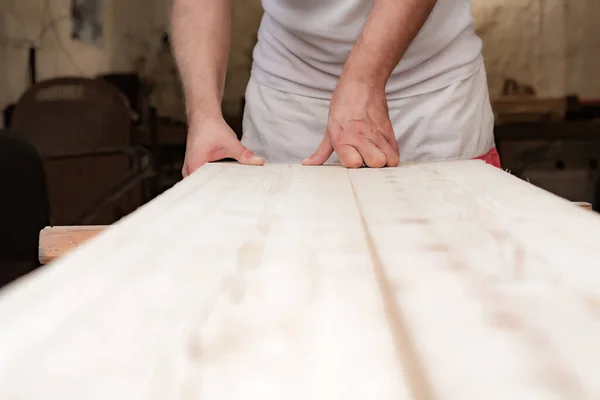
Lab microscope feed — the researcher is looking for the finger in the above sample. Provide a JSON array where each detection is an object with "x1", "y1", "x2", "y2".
[
  {"x1": 354, "y1": 140, "x2": 387, "y2": 168},
  {"x1": 373, "y1": 134, "x2": 400, "y2": 167},
  {"x1": 336, "y1": 144, "x2": 364, "y2": 169},
  {"x1": 386, "y1": 148, "x2": 400, "y2": 167},
  {"x1": 302, "y1": 133, "x2": 334, "y2": 166},
  {"x1": 229, "y1": 141, "x2": 265, "y2": 166}
]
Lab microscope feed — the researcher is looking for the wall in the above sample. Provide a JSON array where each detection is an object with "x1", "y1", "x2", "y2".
[
  {"x1": 564, "y1": 1, "x2": 600, "y2": 99},
  {"x1": 472, "y1": 0, "x2": 600, "y2": 99},
  {"x1": 1, "y1": 0, "x2": 107, "y2": 126},
  {"x1": 0, "y1": 0, "x2": 169, "y2": 127},
  {"x1": 3, "y1": 0, "x2": 600, "y2": 128},
  {"x1": 0, "y1": 0, "x2": 262, "y2": 124}
]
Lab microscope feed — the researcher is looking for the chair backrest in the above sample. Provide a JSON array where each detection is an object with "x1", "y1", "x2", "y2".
[{"x1": 11, "y1": 77, "x2": 132, "y2": 158}]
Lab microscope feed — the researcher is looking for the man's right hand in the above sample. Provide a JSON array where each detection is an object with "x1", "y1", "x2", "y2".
[{"x1": 182, "y1": 117, "x2": 265, "y2": 177}]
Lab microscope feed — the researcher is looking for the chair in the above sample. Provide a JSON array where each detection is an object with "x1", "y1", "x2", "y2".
[{"x1": 11, "y1": 77, "x2": 154, "y2": 226}]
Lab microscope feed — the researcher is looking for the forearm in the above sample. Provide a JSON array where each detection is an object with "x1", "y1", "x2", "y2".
[
  {"x1": 340, "y1": 0, "x2": 437, "y2": 90},
  {"x1": 171, "y1": 0, "x2": 231, "y2": 120}
]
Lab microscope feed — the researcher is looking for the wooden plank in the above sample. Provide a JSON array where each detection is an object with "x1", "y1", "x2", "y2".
[
  {"x1": 349, "y1": 163, "x2": 600, "y2": 398},
  {"x1": 39, "y1": 225, "x2": 108, "y2": 264},
  {"x1": 0, "y1": 164, "x2": 409, "y2": 399},
  {"x1": 36, "y1": 204, "x2": 595, "y2": 264},
  {"x1": 574, "y1": 202, "x2": 593, "y2": 211},
  {"x1": 1, "y1": 161, "x2": 600, "y2": 399}
]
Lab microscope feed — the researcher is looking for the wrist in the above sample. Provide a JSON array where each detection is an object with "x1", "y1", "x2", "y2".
[
  {"x1": 334, "y1": 75, "x2": 386, "y2": 104},
  {"x1": 187, "y1": 106, "x2": 223, "y2": 126},
  {"x1": 187, "y1": 111, "x2": 225, "y2": 139},
  {"x1": 184, "y1": 87, "x2": 224, "y2": 123},
  {"x1": 339, "y1": 62, "x2": 388, "y2": 93}
]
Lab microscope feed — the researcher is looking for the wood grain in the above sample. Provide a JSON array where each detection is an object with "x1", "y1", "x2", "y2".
[
  {"x1": 37, "y1": 204, "x2": 594, "y2": 264},
  {"x1": 1, "y1": 161, "x2": 600, "y2": 399},
  {"x1": 39, "y1": 225, "x2": 107, "y2": 264},
  {"x1": 574, "y1": 202, "x2": 593, "y2": 211}
]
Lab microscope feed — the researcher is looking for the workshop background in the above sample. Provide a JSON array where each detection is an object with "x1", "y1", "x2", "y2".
[{"x1": 1, "y1": 0, "x2": 600, "y2": 283}]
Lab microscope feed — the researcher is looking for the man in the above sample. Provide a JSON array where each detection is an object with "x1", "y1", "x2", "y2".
[{"x1": 172, "y1": 0, "x2": 500, "y2": 176}]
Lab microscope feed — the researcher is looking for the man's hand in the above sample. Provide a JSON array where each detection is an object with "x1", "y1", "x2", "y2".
[
  {"x1": 173, "y1": 0, "x2": 260, "y2": 177},
  {"x1": 182, "y1": 117, "x2": 264, "y2": 177},
  {"x1": 303, "y1": 0, "x2": 437, "y2": 168},
  {"x1": 303, "y1": 82, "x2": 399, "y2": 168}
]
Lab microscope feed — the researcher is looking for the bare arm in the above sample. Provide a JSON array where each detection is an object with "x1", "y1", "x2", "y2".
[
  {"x1": 304, "y1": 0, "x2": 438, "y2": 168},
  {"x1": 341, "y1": 0, "x2": 438, "y2": 90},
  {"x1": 171, "y1": 0, "x2": 264, "y2": 176},
  {"x1": 171, "y1": 0, "x2": 231, "y2": 120}
]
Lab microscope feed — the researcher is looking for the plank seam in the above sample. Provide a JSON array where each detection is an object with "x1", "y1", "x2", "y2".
[{"x1": 349, "y1": 171, "x2": 436, "y2": 400}]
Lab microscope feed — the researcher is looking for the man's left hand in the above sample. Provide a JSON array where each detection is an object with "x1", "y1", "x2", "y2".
[{"x1": 302, "y1": 81, "x2": 400, "y2": 168}]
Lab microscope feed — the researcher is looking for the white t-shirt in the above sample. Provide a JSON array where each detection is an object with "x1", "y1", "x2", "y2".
[{"x1": 251, "y1": 0, "x2": 482, "y2": 99}]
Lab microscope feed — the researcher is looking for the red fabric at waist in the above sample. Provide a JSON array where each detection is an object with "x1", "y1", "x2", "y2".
[{"x1": 473, "y1": 147, "x2": 502, "y2": 169}]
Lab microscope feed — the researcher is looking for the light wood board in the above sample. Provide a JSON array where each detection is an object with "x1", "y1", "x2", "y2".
[
  {"x1": 36, "y1": 205, "x2": 595, "y2": 264},
  {"x1": 39, "y1": 225, "x2": 107, "y2": 264},
  {"x1": 1, "y1": 160, "x2": 600, "y2": 399}
]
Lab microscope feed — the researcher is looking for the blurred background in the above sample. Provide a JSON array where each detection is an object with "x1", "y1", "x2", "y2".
[{"x1": 1, "y1": 0, "x2": 600, "y2": 283}]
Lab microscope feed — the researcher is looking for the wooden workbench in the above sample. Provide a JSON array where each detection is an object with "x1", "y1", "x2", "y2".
[{"x1": 1, "y1": 160, "x2": 600, "y2": 399}]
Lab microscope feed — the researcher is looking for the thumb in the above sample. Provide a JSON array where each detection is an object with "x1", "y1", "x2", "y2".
[
  {"x1": 229, "y1": 140, "x2": 265, "y2": 166},
  {"x1": 302, "y1": 132, "x2": 334, "y2": 166}
]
